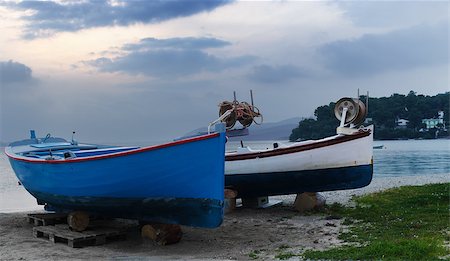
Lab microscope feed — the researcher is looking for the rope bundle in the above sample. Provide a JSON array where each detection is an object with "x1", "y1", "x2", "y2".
[{"x1": 219, "y1": 100, "x2": 263, "y2": 129}]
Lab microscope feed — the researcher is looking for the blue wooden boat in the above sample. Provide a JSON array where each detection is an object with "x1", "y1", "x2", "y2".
[{"x1": 5, "y1": 125, "x2": 226, "y2": 228}]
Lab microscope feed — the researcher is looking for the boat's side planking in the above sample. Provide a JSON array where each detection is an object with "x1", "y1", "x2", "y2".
[{"x1": 6, "y1": 132, "x2": 227, "y2": 228}]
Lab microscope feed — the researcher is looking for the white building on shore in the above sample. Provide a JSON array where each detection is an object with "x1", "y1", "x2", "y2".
[{"x1": 422, "y1": 111, "x2": 446, "y2": 130}]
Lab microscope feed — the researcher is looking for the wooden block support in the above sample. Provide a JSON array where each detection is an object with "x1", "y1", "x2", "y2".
[
  {"x1": 224, "y1": 189, "x2": 238, "y2": 214},
  {"x1": 67, "y1": 211, "x2": 90, "y2": 232},
  {"x1": 141, "y1": 224, "x2": 182, "y2": 245},
  {"x1": 294, "y1": 192, "x2": 326, "y2": 213}
]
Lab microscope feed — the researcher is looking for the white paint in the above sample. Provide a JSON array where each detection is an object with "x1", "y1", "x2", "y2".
[{"x1": 225, "y1": 126, "x2": 373, "y2": 175}]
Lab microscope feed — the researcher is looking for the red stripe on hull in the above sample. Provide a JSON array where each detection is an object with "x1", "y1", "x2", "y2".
[
  {"x1": 225, "y1": 130, "x2": 371, "y2": 161},
  {"x1": 6, "y1": 133, "x2": 220, "y2": 164}
]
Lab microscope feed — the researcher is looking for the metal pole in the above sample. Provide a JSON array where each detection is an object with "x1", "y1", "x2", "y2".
[{"x1": 340, "y1": 108, "x2": 348, "y2": 128}]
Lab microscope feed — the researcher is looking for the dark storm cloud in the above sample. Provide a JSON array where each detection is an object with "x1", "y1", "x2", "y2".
[
  {"x1": 320, "y1": 22, "x2": 449, "y2": 76},
  {"x1": 5, "y1": 0, "x2": 232, "y2": 38},
  {"x1": 84, "y1": 37, "x2": 255, "y2": 77},
  {"x1": 247, "y1": 64, "x2": 306, "y2": 84},
  {"x1": 0, "y1": 60, "x2": 32, "y2": 84}
]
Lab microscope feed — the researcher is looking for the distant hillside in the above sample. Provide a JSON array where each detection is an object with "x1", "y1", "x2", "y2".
[
  {"x1": 185, "y1": 117, "x2": 301, "y2": 141},
  {"x1": 290, "y1": 91, "x2": 449, "y2": 141}
]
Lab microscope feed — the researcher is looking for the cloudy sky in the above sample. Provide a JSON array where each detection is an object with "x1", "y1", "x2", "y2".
[{"x1": 0, "y1": 1, "x2": 448, "y2": 144}]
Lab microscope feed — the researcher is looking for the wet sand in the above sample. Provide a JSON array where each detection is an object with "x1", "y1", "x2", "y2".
[{"x1": 0, "y1": 174, "x2": 448, "y2": 261}]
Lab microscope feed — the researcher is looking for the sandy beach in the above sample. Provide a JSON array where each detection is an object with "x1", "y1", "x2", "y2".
[{"x1": 0, "y1": 174, "x2": 448, "y2": 261}]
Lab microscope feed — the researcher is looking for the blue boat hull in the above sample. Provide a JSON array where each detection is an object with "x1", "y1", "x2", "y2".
[
  {"x1": 7, "y1": 133, "x2": 226, "y2": 228},
  {"x1": 225, "y1": 164, "x2": 373, "y2": 198},
  {"x1": 33, "y1": 192, "x2": 222, "y2": 228}
]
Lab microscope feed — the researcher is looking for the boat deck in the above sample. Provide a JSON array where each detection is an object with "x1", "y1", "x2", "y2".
[{"x1": 8, "y1": 141, "x2": 139, "y2": 160}]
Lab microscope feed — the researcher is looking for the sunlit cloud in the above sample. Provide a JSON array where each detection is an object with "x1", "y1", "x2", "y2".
[
  {"x1": 122, "y1": 37, "x2": 231, "y2": 51},
  {"x1": 83, "y1": 36, "x2": 256, "y2": 78}
]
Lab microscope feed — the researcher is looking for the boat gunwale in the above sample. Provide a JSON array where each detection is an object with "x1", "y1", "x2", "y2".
[
  {"x1": 5, "y1": 132, "x2": 221, "y2": 164},
  {"x1": 225, "y1": 129, "x2": 371, "y2": 161}
]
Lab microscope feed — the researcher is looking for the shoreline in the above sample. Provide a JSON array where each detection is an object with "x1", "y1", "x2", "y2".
[
  {"x1": 2, "y1": 173, "x2": 449, "y2": 214},
  {"x1": 273, "y1": 173, "x2": 449, "y2": 208},
  {"x1": 323, "y1": 173, "x2": 449, "y2": 205},
  {"x1": 1, "y1": 174, "x2": 449, "y2": 260}
]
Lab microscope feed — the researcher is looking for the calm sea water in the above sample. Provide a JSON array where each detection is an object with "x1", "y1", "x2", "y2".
[
  {"x1": 1, "y1": 139, "x2": 449, "y2": 212},
  {"x1": 370, "y1": 139, "x2": 450, "y2": 177}
]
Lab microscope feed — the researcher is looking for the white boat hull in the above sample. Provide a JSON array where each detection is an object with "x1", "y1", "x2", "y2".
[{"x1": 224, "y1": 126, "x2": 373, "y2": 197}]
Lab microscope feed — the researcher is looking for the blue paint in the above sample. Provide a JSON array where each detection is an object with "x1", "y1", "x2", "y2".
[
  {"x1": 215, "y1": 122, "x2": 226, "y2": 133},
  {"x1": 8, "y1": 133, "x2": 226, "y2": 228},
  {"x1": 225, "y1": 165, "x2": 373, "y2": 198},
  {"x1": 36, "y1": 192, "x2": 223, "y2": 228}
]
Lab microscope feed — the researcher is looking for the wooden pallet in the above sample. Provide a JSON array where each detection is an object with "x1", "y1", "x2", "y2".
[
  {"x1": 33, "y1": 224, "x2": 127, "y2": 248},
  {"x1": 28, "y1": 213, "x2": 68, "y2": 226}
]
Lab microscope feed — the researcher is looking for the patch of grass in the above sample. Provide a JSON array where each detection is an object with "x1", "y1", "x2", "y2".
[
  {"x1": 341, "y1": 217, "x2": 353, "y2": 225},
  {"x1": 303, "y1": 202, "x2": 346, "y2": 216},
  {"x1": 275, "y1": 252, "x2": 300, "y2": 260},
  {"x1": 274, "y1": 244, "x2": 302, "y2": 260},
  {"x1": 327, "y1": 202, "x2": 346, "y2": 213},
  {"x1": 248, "y1": 250, "x2": 260, "y2": 259},
  {"x1": 303, "y1": 183, "x2": 450, "y2": 260}
]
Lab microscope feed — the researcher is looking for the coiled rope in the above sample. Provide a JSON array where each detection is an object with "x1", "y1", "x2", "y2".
[{"x1": 219, "y1": 100, "x2": 263, "y2": 129}]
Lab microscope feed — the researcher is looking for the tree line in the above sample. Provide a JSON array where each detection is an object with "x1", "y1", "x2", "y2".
[{"x1": 289, "y1": 91, "x2": 449, "y2": 141}]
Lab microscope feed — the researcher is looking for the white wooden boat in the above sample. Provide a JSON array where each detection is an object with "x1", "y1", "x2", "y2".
[{"x1": 224, "y1": 97, "x2": 373, "y2": 198}]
